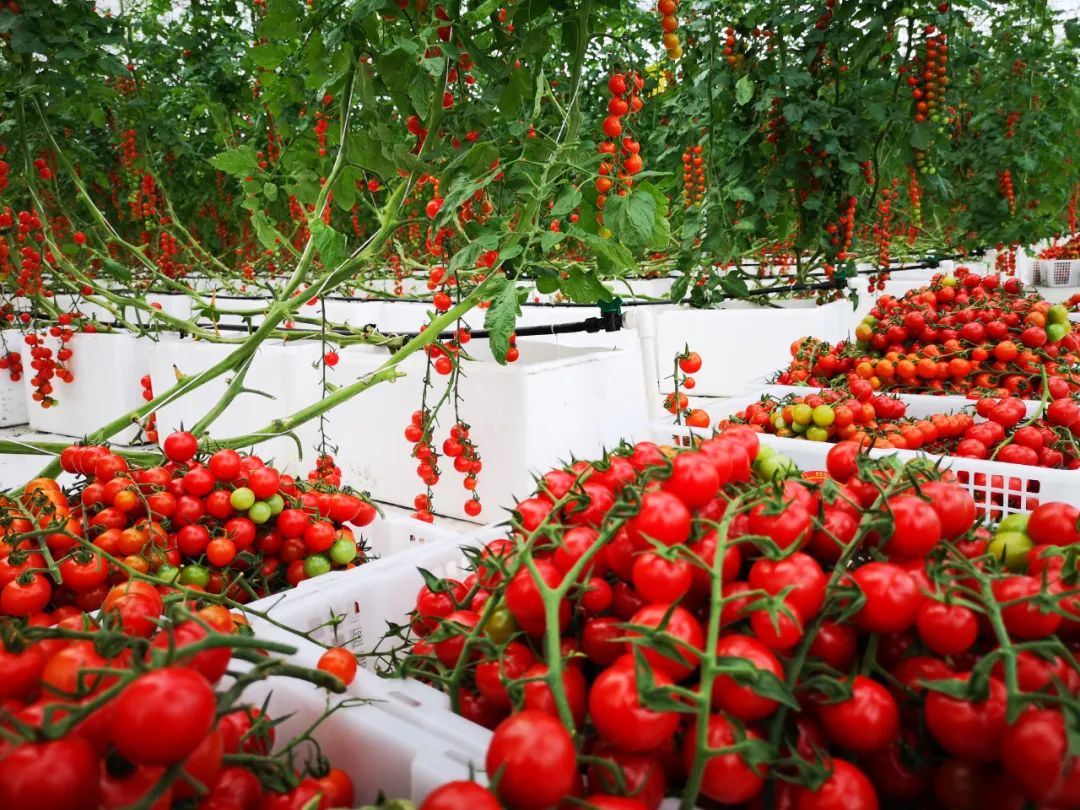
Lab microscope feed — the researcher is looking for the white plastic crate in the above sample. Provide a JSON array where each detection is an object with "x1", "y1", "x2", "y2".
[
  {"x1": 22, "y1": 332, "x2": 148, "y2": 445},
  {"x1": 0, "y1": 329, "x2": 28, "y2": 427},
  {"x1": 638, "y1": 300, "x2": 850, "y2": 397},
  {"x1": 233, "y1": 632, "x2": 489, "y2": 803},
  {"x1": 1034, "y1": 259, "x2": 1080, "y2": 287},
  {"x1": 243, "y1": 524, "x2": 503, "y2": 759},
  {"x1": 652, "y1": 421, "x2": 1080, "y2": 517},
  {"x1": 148, "y1": 338, "x2": 323, "y2": 473},
  {"x1": 324, "y1": 339, "x2": 650, "y2": 521}
]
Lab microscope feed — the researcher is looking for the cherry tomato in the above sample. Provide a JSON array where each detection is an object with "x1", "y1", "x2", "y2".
[
  {"x1": 485, "y1": 710, "x2": 576, "y2": 810},
  {"x1": 111, "y1": 667, "x2": 217, "y2": 765}
]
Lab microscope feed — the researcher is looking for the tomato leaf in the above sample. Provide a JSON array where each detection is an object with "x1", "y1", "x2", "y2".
[
  {"x1": 909, "y1": 124, "x2": 932, "y2": 150},
  {"x1": 560, "y1": 267, "x2": 611, "y2": 304},
  {"x1": 208, "y1": 145, "x2": 260, "y2": 178},
  {"x1": 735, "y1": 75, "x2": 754, "y2": 105},
  {"x1": 551, "y1": 186, "x2": 581, "y2": 217},
  {"x1": 718, "y1": 273, "x2": 750, "y2": 299},
  {"x1": 715, "y1": 656, "x2": 800, "y2": 709},
  {"x1": 98, "y1": 257, "x2": 132, "y2": 284},
  {"x1": 605, "y1": 189, "x2": 657, "y2": 250},
  {"x1": 669, "y1": 274, "x2": 690, "y2": 303},
  {"x1": 484, "y1": 277, "x2": 522, "y2": 364},
  {"x1": 310, "y1": 220, "x2": 347, "y2": 270},
  {"x1": 251, "y1": 211, "x2": 281, "y2": 252}
]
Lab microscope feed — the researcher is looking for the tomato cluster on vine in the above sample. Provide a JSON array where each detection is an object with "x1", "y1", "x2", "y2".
[
  {"x1": 0, "y1": 589, "x2": 356, "y2": 809},
  {"x1": 0, "y1": 433, "x2": 378, "y2": 618},
  {"x1": 778, "y1": 271, "x2": 1077, "y2": 400}
]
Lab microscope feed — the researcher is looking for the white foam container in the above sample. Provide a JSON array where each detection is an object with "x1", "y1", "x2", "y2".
[
  {"x1": 22, "y1": 332, "x2": 149, "y2": 445},
  {"x1": 148, "y1": 338, "x2": 323, "y2": 473},
  {"x1": 323, "y1": 339, "x2": 650, "y2": 521},
  {"x1": 244, "y1": 521, "x2": 502, "y2": 661},
  {"x1": 637, "y1": 299, "x2": 850, "y2": 398},
  {"x1": 0, "y1": 330, "x2": 28, "y2": 427}
]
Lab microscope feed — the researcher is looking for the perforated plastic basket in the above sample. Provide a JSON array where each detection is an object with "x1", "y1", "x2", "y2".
[{"x1": 1034, "y1": 259, "x2": 1080, "y2": 287}]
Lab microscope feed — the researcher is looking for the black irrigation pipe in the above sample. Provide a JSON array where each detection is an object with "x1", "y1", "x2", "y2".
[{"x1": 25, "y1": 312, "x2": 625, "y2": 346}]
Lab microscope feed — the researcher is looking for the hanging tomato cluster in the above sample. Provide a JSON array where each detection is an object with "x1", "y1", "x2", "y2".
[
  {"x1": 910, "y1": 28, "x2": 948, "y2": 126},
  {"x1": 681, "y1": 145, "x2": 704, "y2": 207},
  {"x1": 825, "y1": 195, "x2": 857, "y2": 261},
  {"x1": 596, "y1": 72, "x2": 645, "y2": 227},
  {"x1": 24, "y1": 317, "x2": 80, "y2": 409},
  {"x1": 663, "y1": 348, "x2": 709, "y2": 428},
  {"x1": 657, "y1": 0, "x2": 681, "y2": 59},
  {"x1": 999, "y1": 169, "x2": 1017, "y2": 216},
  {"x1": 138, "y1": 374, "x2": 158, "y2": 443}
]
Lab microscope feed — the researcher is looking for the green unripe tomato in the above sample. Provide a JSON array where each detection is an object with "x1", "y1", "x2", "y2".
[
  {"x1": 773, "y1": 413, "x2": 787, "y2": 431},
  {"x1": 329, "y1": 538, "x2": 357, "y2": 566},
  {"x1": 941, "y1": 275, "x2": 958, "y2": 287},
  {"x1": 791, "y1": 421, "x2": 809, "y2": 435},
  {"x1": 266, "y1": 493, "x2": 285, "y2": 516},
  {"x1": 156, "y1": 564, "x2": 180, "y2": 583},
  {"x1": 862, "y1": 315, "x2": 878, "y2": 326},
  {"x1": 987, "y1": 530, "x2": 1033, "y2": 572},
  {"x1": 928, "y1": 166, "x2": 936, "y2": 174},
  {"x1": 1048, "y1": 304, "x2": 1069, "y2": 325},
  {"x1": 230, "y1": 487, "x2": 256, "y2": 511},
  {"x1": 1047, "y1": 323, "x2": 1067, "y2": 344},
  {"x1": 304, "y1": 554, "x2": 333, "y2": 579},
  {"x1": 248, "y1": 501, "x2": 273, "y2": 525},
  {"x1": 483, "y1": 608, "x2": 518, "y2": 644},
  {"x1": 755, "y1": 445, "x2": 777, "y2": 464},
  {"x1": 998, "y1": 513, "x2": 1030, "y2": 535},
  {"x1": 792, "y1": 403, "x2": 813, "y2": 426},
  {"x1": 755, "y1": 453, "x2": 798, "y2": 482},
  {"x1": 811, "y1": 405, "x2": 836, "y2": 427},
  {"x1": 179, "y1": 564, "x2": 211, "y2": 588},
  {"x1": 805, "y1": 425, "x2": 830, "y2": 442}
]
